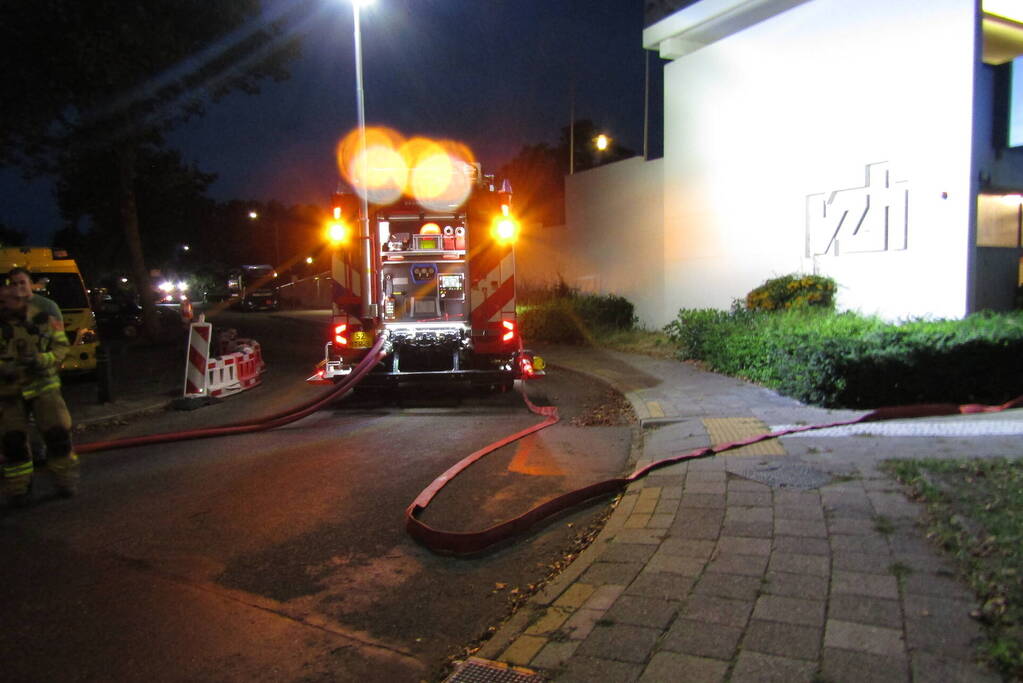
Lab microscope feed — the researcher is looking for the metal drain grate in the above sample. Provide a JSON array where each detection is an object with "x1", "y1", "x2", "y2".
[
  {"x1": 444, "y1": 657, "x2": 545, "y2": 683},
  {"x1": 741, "y1": 461, "x2": 832, "y2": 489}
]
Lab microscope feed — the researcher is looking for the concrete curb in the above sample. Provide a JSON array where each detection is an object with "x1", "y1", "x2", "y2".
[
  {"x1": 74, "y1": 399, "x2": 174, "y2": 428},
  {"x1": 476, "y1": 360, "x2": 652, "y2": 660}
]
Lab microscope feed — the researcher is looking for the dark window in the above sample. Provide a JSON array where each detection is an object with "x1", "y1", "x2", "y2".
[{"x1": 36, "y1": 272, "x2": 89, "y2": 309}]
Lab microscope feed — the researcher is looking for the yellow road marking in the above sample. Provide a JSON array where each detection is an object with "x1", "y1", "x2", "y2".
[
  {"x1": 646, "y1": 401, "x2": 665, "y2": 418},
  {"x1": 703, "y1": 417, "x2": 785, "y2": 456}
]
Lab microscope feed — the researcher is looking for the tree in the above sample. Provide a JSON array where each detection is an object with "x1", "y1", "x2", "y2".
[
  {"x1": 0, "y1": 0, "x2": 303, "y2": 337},
  {"x1": 499, "y1": 119, "x2": 637, "y2": 228},
  {"x1": 499, "y1": 143, "x2": 565, "y2": 227},
  {"x1": 54, "y1": 145, "x2": 218, "y2": 285},
  {"x1": 0, "y1": 223, "x2": 27, "y2": 248}
]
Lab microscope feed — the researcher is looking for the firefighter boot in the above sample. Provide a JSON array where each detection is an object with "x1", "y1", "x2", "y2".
[
  {"x1": 47, "y1": 453, "x2": 79, "y2": 498},
  {"x1": 42, "y1": 425, "x2": 78, "y2": 498},
  {"x1": 2, "y1": 431, "x2": 34, "y2": 507}
]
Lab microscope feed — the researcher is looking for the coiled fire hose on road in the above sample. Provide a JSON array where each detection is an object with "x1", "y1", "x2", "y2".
[
  {"x1": 74, "y1": 335, "x2": 1023, "y2": 555},
  {"x1": 403, "y1": 392, "x2": 1023, "y2": 555}
]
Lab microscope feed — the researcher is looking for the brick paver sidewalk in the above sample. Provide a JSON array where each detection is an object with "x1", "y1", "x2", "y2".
[{"x1": 472, "y1": 347, "x2": 1009, "y2": 682}]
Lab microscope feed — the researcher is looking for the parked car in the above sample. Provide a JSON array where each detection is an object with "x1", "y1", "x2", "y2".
[{"x1": 95, "y1": 296, "x2": 190, "y2": 339}]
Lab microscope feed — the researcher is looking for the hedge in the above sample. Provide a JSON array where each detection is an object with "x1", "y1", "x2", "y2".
[
  {"x1": 664, "y1": 308, "x2": 1023, "y2": 408},
  {"x1": 517, "y1": 289, "x2": 636, "y2": 345}
]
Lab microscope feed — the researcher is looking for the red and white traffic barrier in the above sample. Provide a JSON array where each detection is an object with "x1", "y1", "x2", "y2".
[
  {"x1": 183, "y1": 318, "x2": 212, "y2": 397},
  {"x1": 206, "y1": 342, "x2": 265, "y2": 397},
  {"x1": 183, "y1": 317, "x2": 265, "y2": 399}
]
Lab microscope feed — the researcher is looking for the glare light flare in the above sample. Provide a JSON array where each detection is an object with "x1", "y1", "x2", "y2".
[
  {"x1": 337, "y1": 127, "x2": 406, "y2": 205},
  {"x1": 327, "y1": 220, "x2": 350, "y2": 245},
  {"x1": 1000, "y1": 194, "x2": 1023, "y2": 206},
  {"x1": 336, "y1": 127, "x2": 477, "y2": 210},
  {"x1": 493, "y1": 216, "x2": 520, "y2": 244}
]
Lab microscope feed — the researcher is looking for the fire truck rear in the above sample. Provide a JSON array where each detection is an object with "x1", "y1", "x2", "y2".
[{"x1": 308, "y1": 166, "x2": 544, "y2": 389}]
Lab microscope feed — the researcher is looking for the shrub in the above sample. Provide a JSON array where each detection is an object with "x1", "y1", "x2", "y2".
[
  {"x1": 663, "y1": 308, "x2": 734, "y2": 360},
  {"x1": 663, "y1": 307, "x2": 1023, "y2": 408},
  {"x1": 517, "y1": 284, "x2": 637, "y2": 345},
  {"x1": 574, "y1": 293, "x2": 636, "y2": 331},
  {"x1": 745, "y1": 274, "x2": 837, "y2": 312},
  {"x1": 518, "y1": 299, "x2": 588, "y2": 345},
  {"x1": 517, "y1": 276, "x2": 574, "y2": 306}
]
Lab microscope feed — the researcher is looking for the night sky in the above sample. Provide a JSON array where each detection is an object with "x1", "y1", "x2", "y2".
[{"x1": 2, "y1": 0, "x2": 664, "y2": 245}]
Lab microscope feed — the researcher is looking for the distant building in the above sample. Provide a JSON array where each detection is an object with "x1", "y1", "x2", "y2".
[{"x1": 541, "y1": 0, "x2": 1023, "y2": 326}]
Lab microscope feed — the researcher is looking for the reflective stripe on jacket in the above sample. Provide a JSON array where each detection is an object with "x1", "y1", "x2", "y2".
[{"x1": 0, "y1": 302, "x2": 68, "y2": 399}]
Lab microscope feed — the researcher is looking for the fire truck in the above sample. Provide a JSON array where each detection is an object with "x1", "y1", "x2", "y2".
[{"x1": 308, "y1": 165, "x2": 544, "y2": 389}]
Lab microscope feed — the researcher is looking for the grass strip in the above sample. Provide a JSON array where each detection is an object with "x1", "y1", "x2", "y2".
[{"x1": 881, "y1": 457, "x2": 1023, "y2": 679}]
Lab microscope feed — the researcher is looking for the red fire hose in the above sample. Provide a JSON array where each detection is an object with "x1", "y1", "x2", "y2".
[
  {"x1": 76, "y1": 336, "x2": 387, "y2": 454},
  {"x1": 403, "y1": 391, "x2": 1023, "y2": 555},
  {"x1": 75, "y1": 337, "x2": 1022, "y2": 556}
]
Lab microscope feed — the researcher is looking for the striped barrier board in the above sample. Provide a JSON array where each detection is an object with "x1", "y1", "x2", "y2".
[{"x1": 183, "y1": 321, "x2": 213, "y2": 397}]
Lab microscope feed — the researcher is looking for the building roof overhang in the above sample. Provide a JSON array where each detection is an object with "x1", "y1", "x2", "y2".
[
  {"x1": 644, "y1": 0, "x2": 1023, "y2": 63},
  {"x1": 642, "y1": 0, "x2": 810, "y2": 60}
]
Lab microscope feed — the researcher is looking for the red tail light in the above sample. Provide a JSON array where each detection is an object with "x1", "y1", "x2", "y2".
[
  {"x1": 502, "y1": 320, "x2": 515, "y2": 342},
  {"x1": 334, "y1": 323, "x2": 348, "y2": 346}
]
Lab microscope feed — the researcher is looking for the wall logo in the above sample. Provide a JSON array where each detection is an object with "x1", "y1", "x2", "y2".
[{"x1": 806, "y1": 162, "x2": 908, "y2": 257}]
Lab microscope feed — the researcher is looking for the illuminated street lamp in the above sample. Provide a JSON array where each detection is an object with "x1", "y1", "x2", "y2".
[
  {"x1": 595, "y1": 134, "x2": 610, "y2": 152},
  {"x1": 350, "y1": 0, "x2": 375, "y2": 318},
  {"x1": 306, "y1": 256, "x2": 314, "y2": 265}
]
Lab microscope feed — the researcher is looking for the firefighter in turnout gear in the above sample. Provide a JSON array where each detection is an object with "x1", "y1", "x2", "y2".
[{"x1": 0, "y1": 283, "x2": 78, "y2": 505}]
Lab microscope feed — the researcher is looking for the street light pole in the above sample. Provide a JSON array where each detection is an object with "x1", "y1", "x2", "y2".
[{"x1": 352, "y1": 0, "x2": 375, "y2": 319}]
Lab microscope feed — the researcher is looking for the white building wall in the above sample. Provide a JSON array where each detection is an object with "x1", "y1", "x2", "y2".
[
  {"x1": 515, "y1": 158, "x2": 664, "y2": 328},
  {"x1": 660, "y1": 0, "x2": 978, "y2": 320},
  {"x1": 554, "y1": 157, "x2": 665, "y2": 328}
]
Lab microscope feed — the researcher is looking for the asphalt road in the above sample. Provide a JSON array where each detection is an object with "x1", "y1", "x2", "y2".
[{"x1": 2, "y1": 311, "x2": 636, "y2": 682}]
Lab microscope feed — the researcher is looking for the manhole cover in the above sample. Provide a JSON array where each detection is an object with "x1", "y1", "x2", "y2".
[
  {"x1": 741, "y1": 461, "x2": 832, "y2": 489},
  {"x1": 444, "y1": 657, "x2": 545, "y2": 683}
]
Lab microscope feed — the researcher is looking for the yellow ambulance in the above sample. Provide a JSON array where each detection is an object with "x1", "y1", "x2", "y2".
[{"x1": 0, "y1": 246, "x2": 99, "y2": 374}]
